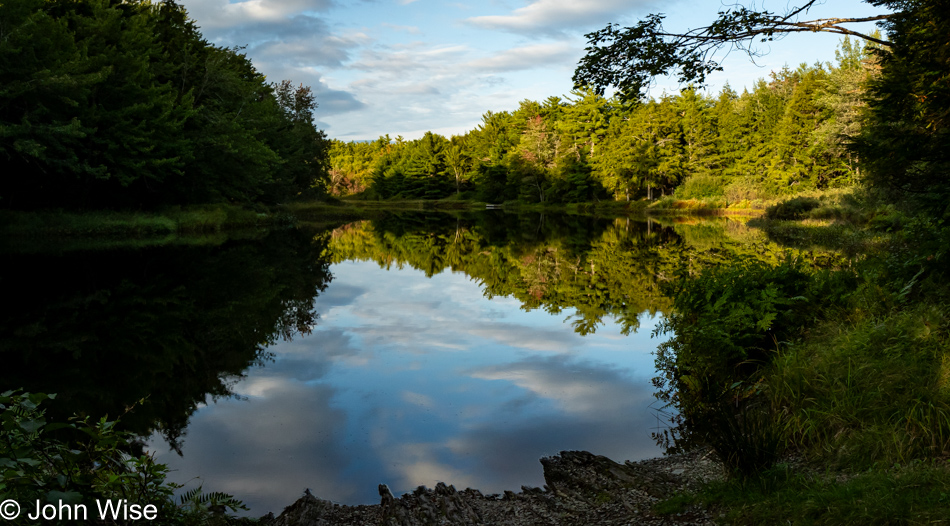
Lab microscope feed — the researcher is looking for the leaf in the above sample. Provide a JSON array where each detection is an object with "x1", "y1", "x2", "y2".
[
  {"x1": 19, "y1": 419, "x2": 46, "y2": 433},
  {"x1": 180, "y1": 486, "x2": 204, "y2": 505},
  {"x1": 28, "y1": 393, "x2": 50, "y2": 404}
]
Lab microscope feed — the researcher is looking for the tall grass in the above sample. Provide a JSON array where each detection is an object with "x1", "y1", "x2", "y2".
[
  {"x1": 703, "y1": 400, "x2": 786, "y2": 479},
  {"x1": 769, "y1": 302, "x2": 950, "y2": 467}
]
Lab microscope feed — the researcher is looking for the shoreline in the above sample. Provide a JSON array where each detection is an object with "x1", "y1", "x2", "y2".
[
  {"x1": 1, "y1": 195, "x2": 792, "y2": 245},
  {"x1": 260, "y1": 449, "x2": 723, "y2": 526}
]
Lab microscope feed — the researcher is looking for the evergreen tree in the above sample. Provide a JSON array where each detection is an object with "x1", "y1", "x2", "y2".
[
  {"x1": 857, "y1": 0, "x2": 950, "y2": 214},
  {"x1": 678, "y1": 88, "x2": 719, "y2": 177}
]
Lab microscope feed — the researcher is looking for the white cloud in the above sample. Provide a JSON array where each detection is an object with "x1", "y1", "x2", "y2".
[
  {"x1": 464, "y1": 42, "x2": 578, "y2": 73},
  {"x1": 185, "y1": 0, "x2": 335, "y2": 29},
  {"x1": 350, "y1": 44, "x2": 471, "y2": 72},
  {"x1": 150, "y1": 381, "x2": 358, "y2": 512},
  {"x1": 180, "y1": 0, "x2": 601, "y2": 140},
  {"x1": 465, "y1": 0, "x2": 652, "y2": 37},
  {"x1": 386, "y1": 443, "x2": 479, "y2": 491},
  {"x1": 471, "y1": 356, "x2": 652, "y2": 415}
]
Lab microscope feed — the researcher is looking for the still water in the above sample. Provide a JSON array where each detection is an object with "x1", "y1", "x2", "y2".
[
  {"x1": 0, "y1": 211, "x2": 776, "y2": 515},
  {"x1": 151, "y1": 260, "x2": 664, "y2": 512}
]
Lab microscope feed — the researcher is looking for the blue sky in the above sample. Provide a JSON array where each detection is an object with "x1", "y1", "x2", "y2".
[{"x1": 176, "y1": 0, "x2": 889, "y2": 140}]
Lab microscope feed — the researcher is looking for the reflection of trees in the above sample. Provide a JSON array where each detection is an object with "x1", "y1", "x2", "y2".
[
  {"x1": 331, "y1": 213, "x2": 807, "y2": 336},
  {"x1": 0, "y1": 229, "x2": 332, "y2": 448},
  {"x1": 330, "y1": 213, "x2": 724, "y2": 335}
]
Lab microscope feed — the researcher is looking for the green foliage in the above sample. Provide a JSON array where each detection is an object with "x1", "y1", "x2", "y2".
[
  {"x1": 770, "y1": 303, "x2": 950, "y2": 468},
  {"x1": 653, "y1": 257, "x2": 842, "y2": 475},
  {"x1": 331, "y1": 40, "x2": 869, "y2": 206},
  {"x1": 757, "y1": 215, "x2": 950, "y2": 467},
  {"x1": 701, "y1": 401, "x2": 785, "y2": 480},
  {"x1": 0, "y1": 204, "x2": 269, "y2": 239},
  {"x1": 0, "y1": 0, "x2": 330, "y2": 210},
  {"x1": 723, "y1": 177, "x2": 772, "y2": 203},
  {"x1": 857, "y1": 0, "x2": 950, "y2": 216},
  {"x1": 474, "y1": 164, "x2": 514, "y2": 204},
  {"x1": 656, "y1": 257, "x2": 817, "y2": 383},
  {"x1": 665, "y1": 202, "x2": 950, "y2": 521},
  {"x1": 177, "y1": 487, "x2": 249, "y2": 523},
  {"x1": 652, "y1": 211, "x2": 950, "y2": 487},
  {"x1": 764, "y1": 197, "x2": 821, "y2": 220},
  {"x1": 0, "y1": 391, "x2": 249, "y2": 525},
  {"x1": 674, "y1": 175, "x2": 726, "y2": 199}
]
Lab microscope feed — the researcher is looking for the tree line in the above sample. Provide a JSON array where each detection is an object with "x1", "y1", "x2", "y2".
[
  {"x1": 329, "y1": 37, "x2": 873, "y2": 205},
  {"x1": 575, "y1": 0, "x2": 950, "y2": 217},
  {"x1": 0, "y1": 0, "x2": 330, "y2": 210}
]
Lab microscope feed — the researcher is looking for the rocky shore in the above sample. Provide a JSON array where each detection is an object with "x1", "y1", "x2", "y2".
[{"x1": 260, "y1": 449, "x2": 723, "y2": 525}]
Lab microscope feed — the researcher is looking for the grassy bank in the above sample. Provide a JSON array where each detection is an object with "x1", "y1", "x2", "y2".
[
  {"x1": 652, "y1": 191, "x2": 950, "y2": 524},
  {"x1": 646, "y1": 196, "x2": 764, "y2": 216},
  {"x1": 645, "y1": 188, "x2": 870, "y2": 217},
  {"x1": 0, "y1": 204, "x2": 275, "y2": 237},
  {"x1": 310, "y1": 189, "x2": 863, "y2": 218},
  {"x1": 0, "y1": 188, "x2": 886, "y2": 246},
  {"x1": 497, "y1": 199, "x2": 649, "y2": 215},
  {"x1": 284, "y1": 197, "x2": 654, "y2": 222},
  {"x1": 0, "y1": 204, "x2": 283, "y2": 252},
  {"x1": 661, "y1": 461, "x2": 950, "y2": 525}
]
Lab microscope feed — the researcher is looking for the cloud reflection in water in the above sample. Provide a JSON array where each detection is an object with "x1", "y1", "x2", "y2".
[{"x1": 150, "y1": 261, "x2": 666, "y2": 515}]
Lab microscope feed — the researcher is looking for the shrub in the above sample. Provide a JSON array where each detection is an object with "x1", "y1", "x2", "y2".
[
  {"x1": 724, "y1": 177, "x2": 769, "y2": 202},
  {"x1": 0, "y1": 391, "x2": 249, "y2": 525},
  {"x1": 764, "y1": 197, "x2": 821, "y2": 220},
  {"x1": 675, "y1": 175, "x2": 726, "y2": 199},
  {"x1": 867, "y1": 205, "x2": 906, "y2": 232},
  {"x1": 653, "y1": 258, "x2": 827, "y2": 475}
]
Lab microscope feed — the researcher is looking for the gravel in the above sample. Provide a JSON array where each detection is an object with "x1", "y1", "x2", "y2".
[{"x1": 260, "y1": 449, "x2": 724, "y2": 525}]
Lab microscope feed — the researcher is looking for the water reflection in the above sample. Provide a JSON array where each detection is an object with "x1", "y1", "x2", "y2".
[
  {"x1": 151, "y1": 260, "x2": 665, "y2": 512},
  {"x1": 0, "y1": 228, "x2": 332, "y2": 445},
  {"x1": 1, "y1": 211, "x2": 773, "y2": 516},
  {"x1": 329, "y1": 212, "x2": 692, "y2": 336}
]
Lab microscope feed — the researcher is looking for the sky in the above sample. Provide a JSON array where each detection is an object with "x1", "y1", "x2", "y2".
[{"x1": 175, "y1": 0, "x2": 890, "y2": 141}]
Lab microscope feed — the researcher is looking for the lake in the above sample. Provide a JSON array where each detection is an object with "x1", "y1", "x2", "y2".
[{"x1": 0, "y1": 211, "x2": 790, "y2": 516}]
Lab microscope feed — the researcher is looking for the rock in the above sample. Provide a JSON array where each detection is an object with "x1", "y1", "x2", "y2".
[{"x1": 261, "y1": 450, "x2": 723, "y2": 525}]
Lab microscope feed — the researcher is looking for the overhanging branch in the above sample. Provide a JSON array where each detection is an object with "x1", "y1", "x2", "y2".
[{"x1": 573, "y1": 2, "x2": 893, "y2": 100}]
